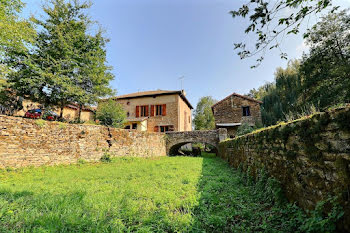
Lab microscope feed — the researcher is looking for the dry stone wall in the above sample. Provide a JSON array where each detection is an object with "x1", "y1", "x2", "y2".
[
  {"x1": 218, "y1": 107, "x2": 350, "y2": 230},
  {"x1": 0, "y1": 115, "x2": 166, "y2": 168}
]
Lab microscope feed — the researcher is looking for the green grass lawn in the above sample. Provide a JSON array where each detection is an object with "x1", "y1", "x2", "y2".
[{"x1": 0, "y1": 154, "x2": 338, "y2": 232}]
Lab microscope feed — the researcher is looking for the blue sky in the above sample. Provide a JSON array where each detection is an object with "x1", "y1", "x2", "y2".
[{"x1": 23, "y1": 0, "x2": 350, "y2": 107}]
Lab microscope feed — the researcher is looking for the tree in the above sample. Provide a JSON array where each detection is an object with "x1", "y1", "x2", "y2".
[
  {"x1": 0, "y1": 0, "x2": 34, "y2": 114},
  {"x1": 299, "y1": 10, "x2": 350, "y2": 108},
  {"x1": 0, "y1": 0, "x2": 35, "y2": 76},
  {"x1": 193, "y1": 96, "x2": 217, "y2": 130},
  {"x1": 96, "y1": 99, "x2": 126, "y2": 128},
  {"x1": 249, "y1": 60, "x2": 302, "y2": 126},
  {"x1": 6, "y1": 0, "x2": 114, "y2": 120},
  {"x1": 231, "y1": 0, "x2": 334, "y2": 67}
]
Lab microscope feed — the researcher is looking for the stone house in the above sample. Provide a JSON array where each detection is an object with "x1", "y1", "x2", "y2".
[
  {"x1": 211, "y1": 93, "x2": 262, "y2": 137},
  {"x1": 107, "y1": 90, "x2": 193, "y2": 132}
]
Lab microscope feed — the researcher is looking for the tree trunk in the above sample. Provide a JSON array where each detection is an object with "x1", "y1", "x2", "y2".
[
  {"x1": 59, "y1": 101, "x2": 64, "y2": 119},
  {"x1": 78, "y1": 103, "x2": 82, "y2": 123}
]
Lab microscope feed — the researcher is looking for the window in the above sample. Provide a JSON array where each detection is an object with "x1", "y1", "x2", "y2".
[
  {"x1": 140, "y1": 106, "x2": 147, "y2": 117},
  {"x1": 136, "y1": 105, "x2": 149, "y2": 117},
  {"x1": 242, "y1": 106, "x2": 251, "y2": 116},
  {"x1": 127, "y1": 112, "x2": 130, "y2": 117},
  {"x1": 125, "y1": 125, "x2": 130, "y2": 129},
  {"x1": 156, "y1": 105, "x2": 163, "y2": 116},
  {"x1": 132, "y1": 123, "x2": 137, "y2": 129},
  {"x1": 159, "y1": 125, "x2": 174, "y2": 132}
]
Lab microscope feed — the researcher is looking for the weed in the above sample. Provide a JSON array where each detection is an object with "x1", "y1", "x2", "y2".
[
  {"x1": 35, "y1": 119, "x2": 46, "y2": 128},
  {"x1": 100, "y1": 152, "x2": 112, "y2": 162},
  {"x1": 58, "y1": 122, "x2": 67, "y2": 130}
]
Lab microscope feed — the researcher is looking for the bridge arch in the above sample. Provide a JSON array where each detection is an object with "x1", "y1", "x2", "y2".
[{"x1": 165, "y1": 129, "x2": 227, "y2": 156}]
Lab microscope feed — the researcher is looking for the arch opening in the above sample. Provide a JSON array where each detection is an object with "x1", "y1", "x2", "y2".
[{"x1": 169, "y1": 141, "x2": 218, "y2": 157}]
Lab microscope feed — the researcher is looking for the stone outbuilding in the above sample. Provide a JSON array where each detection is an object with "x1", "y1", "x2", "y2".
[{"x1": 211, "y1": 93, "x2": 262, "y2": 137}]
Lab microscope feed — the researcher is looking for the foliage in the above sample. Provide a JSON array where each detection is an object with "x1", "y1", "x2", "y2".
[
  {"x1": 96, "y1": 99, "x2": 126, "y2": 128},
  {"x1": 0, "y1": 0, "x2": 35, "y2": 76},
  {"x1": 83, "y1": 120, "x2": 97, "y2": 125},
  {"x1": 0, "y1": 89, "x2": 23, "y2": 115},
  {"x1": 6, "y1": 0, "x2": 114, "y2": 120},
  {"x1": 235, "y1": 123, "x2": 255, "y2": 136},
  {"x1": 35, "y1": 119, "x2": 46, "y2": 127},
  {"x1": 0, "y1": 155, "x2": 342, "y2": 232},
  {"x1": 230, "y1": 0, "x2": 334, "y2": 67},
  {"x1": 249, "y1": 10, "x2": 350, "y2": 126},
  {"x1": 299, "y1": 10, "x2": 350, "y2": 108},
  {"x1": 193, "y1": 96, "x2": 217, "y2": 130},
  {"x1": 58, "y1": 122, "x2": 67, "y2": 130},
  {"x1": 0, "y1": 0, "x2": 34, "y2": 114},
  {"x1": 100, "y1": 152, "x2": 112, "y2": 162}
]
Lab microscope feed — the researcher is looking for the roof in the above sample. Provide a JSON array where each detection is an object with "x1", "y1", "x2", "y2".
[
  {"x1": 216, "y1": 123, "x2": 242, "y2": 127},
  {"x1": 110, "y1": 90, "x2": 193, "y2": 109},
  {"x1": 212, "y1": 92, "x2": 262, "y2": 109},
  {"x1": 65, "y1": 103, "x2": 95, "y2": 112}
]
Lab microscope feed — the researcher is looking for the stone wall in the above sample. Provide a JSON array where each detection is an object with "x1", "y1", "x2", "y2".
[
  {"x1": 0, "y1": 115, "x2": 166, "y2": 168},
  {"x1": 218, "y1": 107, "x2": 350, "y2": 229}
]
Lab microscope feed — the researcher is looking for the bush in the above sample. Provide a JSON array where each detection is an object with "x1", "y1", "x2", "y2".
[
  {"x1": 96, "y1": 99, "x2": 126, "y2": 128},
  {"x1": 100, "y1": 152, "x2": 112, "y2": 162},
  {"x1": 35, "y1": 119, "x2": 46, "y2": 128},
  {"x1": 236, "y1": 123, "x2": 255, "y2": 136}
]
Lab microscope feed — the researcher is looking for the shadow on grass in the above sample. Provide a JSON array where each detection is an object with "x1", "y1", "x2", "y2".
[
  {"x1": 0, "y1": 190, "x2": 109, "y2": 232},
  {"x1": 190, "y1": 153, "x2": 296, "y2": 233}
]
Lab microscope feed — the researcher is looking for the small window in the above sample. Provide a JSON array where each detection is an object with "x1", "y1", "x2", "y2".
[
  {"x1": 155, "y1": 105, "x2": 163, "y2": 116},
  {"x1": 127, "y1": 101, "x2": 130, "y2": 105},
  {"x1": 160, "y1": 125, "x2": 174, "y2": 132},
  {"x1": 140, "y1": 106, "x2": 148, "y2": 117},
  {"x1": 125, "y1": 125, "x2": 130, "y2": 129},
  {"x1": 127, "y1": 112, "x2": 130, "y2": 117},
  {"x1": 132, "y1": 123, "x2": 137, "y2": 129},
  {"x1": 242, "y1": 106, "x2": 251, "y2": 116}
]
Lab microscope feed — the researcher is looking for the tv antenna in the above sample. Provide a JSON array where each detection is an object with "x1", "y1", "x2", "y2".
[{"x1": 179, "y1": 76, "x2": 185, "y2": 91}]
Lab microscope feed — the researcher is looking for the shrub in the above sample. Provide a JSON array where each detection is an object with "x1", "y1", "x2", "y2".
[
  {"x1": 100, "y1": 152, "x2": 112, "y2": 162},
  {"x1": 236, "y1": 123, "x2": 255, "y2": 136},
  {"x1": 58, "y1": 122, "x2": 67, "y2": 129},
  {"x1": 35, "y1": 119, "x2": 46, "y2": 127},
  {"x1": 96, "y1": 99, "x2": 126, "y2": 128},
  {"x1": 84, "y1": 120, "x2": 97, "y2": 125}
]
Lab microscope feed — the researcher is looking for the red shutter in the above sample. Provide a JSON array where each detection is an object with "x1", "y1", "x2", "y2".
[
  {"x1": 136, "y1": 106, "x2": 140, "y2": 117},
  {"x1": 162, "y1": 104, "x2": 166, "y2": 116},
  {"x1": 145, "y1": 105, "x2": 149, "y2": 116},
  {"x1": 151, "y1": 105, "x2": 155, "y2": 116},
  {"x1": 154, "y1": 126, "x2": 159, "y2": 132}
]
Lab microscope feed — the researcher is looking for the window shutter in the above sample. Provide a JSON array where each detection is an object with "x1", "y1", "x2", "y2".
[
  {"x1": 162, "y1": 104, "x2": 166, "y2": 116},
  {"x1": 151, "y1": 105, "x2": 155, "y2": 116},
  {"x1": 136, "y1": 106, "x2": 140, "y2": 117},
  {"x1": 145, "y1": 105, "x2": 149, "y2": 116},
  {"x1": 154, "y1": 126, "x2": 159, "y2": 132}
]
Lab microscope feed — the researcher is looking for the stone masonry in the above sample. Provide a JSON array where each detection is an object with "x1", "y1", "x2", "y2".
[
  {"x1": 0, "y1": 115, "x2": 166, "y2": 168},
  {"x1": 212, "y1": 93, "x2": 262, "y2": 136},
  {"x1": 166, "y1": 129, "x2": 227, "y2": 155},
  {"x1": 218, "y1": 107, "x2": 350, "y2": 230}
]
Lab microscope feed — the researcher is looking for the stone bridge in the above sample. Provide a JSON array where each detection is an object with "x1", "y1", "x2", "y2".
[{"x1": 165, "y1": 129, "x2": 227, "y2": 155}]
